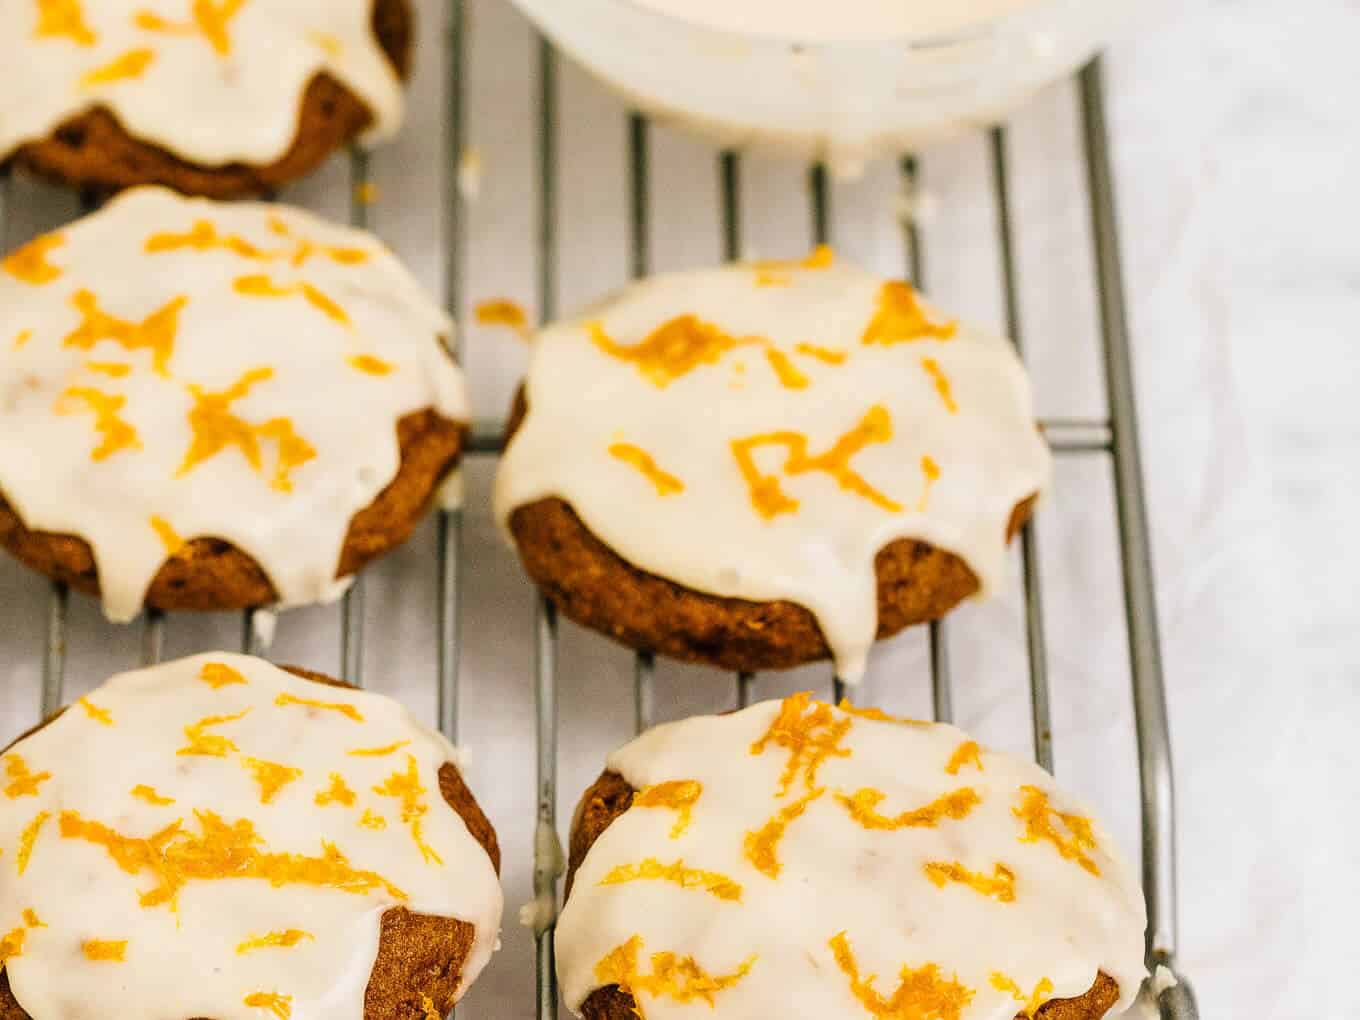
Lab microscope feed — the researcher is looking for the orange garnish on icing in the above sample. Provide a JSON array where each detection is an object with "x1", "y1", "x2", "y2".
[
  {"x1": 594, "y1": 935, "x2": 755, "y2": 1016},
  {"x1": 17, "y1": 812, "x2": 51, "y2": 875},
  {"x1": 731, "y1": 405, "x2": 902, "y2": 520},
  {"x1": 359, "y1": 810, "x2": 387, "y2": 830},
  {"x1": 794, "y1": 342, "x2": 846, "y2": 365},
  {"x1": 275, "y1": 692, "x2": 363, "y2": 722},
  {"x1": 244, "y1": 758, "x2": 302, "y2": 804},
  {"x1": 837, "y1": 701, "x2": 929, "y2": 727},
  {"x1": 54, "y1": 388, "x2": 142, "y2": 461},
  {"x1": 86, "y1": 361, "x2": 131, "y2": 377},
  {"x1": 829, "y1": 932, "x2": 973, "y2": 1020},
  {"x1": 921, "y1": 357, "x2": 958, "y2": 413},
  {"x1": 0, "y1": 927, "x2": 26, "y2": 966},
  {"x1": 64, "y1": 290, "x2": 185, "y2": 377},
  {"x1": 34, "y1": 0, "x2": 96, "y2": 45},
  {"x1": 763, "y1": 347, "x2": 809, "y2": 389},
  {"x1": 836, "y1": 788, "x2": 980, "y2": 831},
  {"x1": 267, "y1": 215, "x2": 368, "y2": 267},
  {"x1": 600, "y1": 858, "x2": 742, "y2": 902},
  {"x1": 59, "y1": 808, "x2": 407, "y2": 910},
  {"x1": 244, "y1": 992, "x2": 293, "y2": 1018},
  {"x1": 923, "y1": 861, "x2": 1016, "y2": 903},
  {"x1": 315, "y1": 773, "x2": 356, "y2": 808},
  {"x1": 861, "y1": 281, "x2": 957, "y2": 346},
  {"x1": 743, "y1": 788, "x2": 823, "y2": 880},
  {"x1": 347, "y1": 354, "x2": 393, "y2": 376},
  {"x1": 79, "y1": 697, "x2": 113, "y2": 726},
  {"x1": 751, "y1": 693, "x2": 851, "y2": 796},
  {"x1": 918, "y1": 456, "x2": 940, "y2": 512},
  {"x1": 1013, "y1": 785, "x2": 1100, "y2": 876},
  {"x1": 4, "y1": 755, "x2": 52, "y2": 799},
  {"x1": 12, "y1": 330, "x2": 33, "y2": 351},
  {"x1": 2, "y1": 233, "x2": 64, "y2": 285},
  {"x1": 177, "y1": 709, "x2": 250, "y2": 757},
  {"x1": 82, "y1": 939, "x2": 127, "y2": 962},
  {"x1": 177, "y1": 367, "x2": 317, "y2": 493},
  {"x1": 200, "y1": 662, "x2": 247, "y2": 689},
  {"x1": 944, "y1": 741, "x2": 982, "y2": 776},
  {"x1": 373, "y1": 755, "x2": 441, "y2": 865},
  {"x1": 80, "y1": 48, "x2": 156, "y2": 88},
  {"x1": 131, "y1": 785, "x2": 175, "y2": 806},
  {"x1": 237, "y1": 929, "x2": 314, "y2": 955},
  {"x1": 234, "y1": 275, "x2": 350, "y2": 326},
  {"x1": 609, "y1": 443, "x2": 684, "y2": 497},
  {"x1": 145, "y1": 220, "x2": 268, "y2": 259},
  {"x1": 752, "y1": 245, "x2": 835, "y2": 286},
  {"x1": 632, "y1": 780, "x2": 702, "y2": 839},
  {"x1": 991, "y1": 973, "x2": 1055, "y2": 1018},
  {"x1": 590, "y1": 316, "x2": 760, "y2": 388},
  {"x1": 149, "y1": 515, "x2": 184, "y2": 555},
  {"x1": 135, "y1": 0, "x2": 248, "y2": 57},
  {"x1": 348, "y1": 741, "x2": 409, "y2": 757},
  {"x1": 475, "y1": 299, "x2": 531, "y2": 339},
  {"x1": 22, "y1": 909, "x2": 44, "y2": 929}
]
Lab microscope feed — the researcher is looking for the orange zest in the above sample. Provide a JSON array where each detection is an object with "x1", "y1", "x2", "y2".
[
  {"x1": 234, "y1": 274, "x2": 350, "y2": 326},
  {"x1": 921, "y1": 357, "x2": 958, "y2": 413},
  {"x1": 243, "y1": 991, "x2": 293, "y2": 1018},
  {"x1": 243, "y1": 758, "x2": 303, "y2": 804},
  {"x1": 359, "y1": 810, "x2": 387, "y2": 830},
  {"x1": 750, "y1": 693, "x2": 851, "y2": 796},
  {"x1": 78, "y1": 697, "x2": 113, "y2": 726},
  {"x1": 590, "y1": 316, "x2": 758, "y2": 388},
  {"x1": 991, "y1": 973, "x2": 1055, "y2": 1018},
  {"x1": 836, "y1": 787, "x2": 980, "y2": 831},
  {"x1": 743, "y1": 787, "x2": 823, "y2": 880},
  {"x1": 632, "y1": 780, "x2": 702, "y2": 839},
  {"x1": 923, "y1": 861, "x2": 1016, "y2": 903},
  {"x1": 4, "y1": 755, "x2": 52, "y2": 799},
  {"x1": 347, "y1": 354, "x2": 394, "y2": 376},
  {"x1": 608, "y1": 443, "x2": 685, "y2": 497},
  {"x1": 373, "y1": 755, "x2": 441, "y2": 865},
  {"x1": 829, "y1": 931, "x2": 973, "y2": 1020},
  {"x1": 145, "y1": 220, "x2": 268, "y2": 259},
  {"x1": 315, "y1": 773, "x2": 356, "y2": 808},
  {"x1": 861, "y1": 281, "x2": 957, "y2": 346},
  {"x1": 34, "y1": 0, "x2": 97, "y2": 45},
  {"x1": 63, "y1": 289, "x2": 185, "y2": 377},
  {"x1": 131, "y1": 785, "x2": 175, "y2": 806},
  {"x1": 730, "y1": 405, "x2": 901, "y2": 520},
  {"x1": 59, "y1": 808, "x2": 407, "y2": 910},
  {"x1": 594, "y1": 935, "x2": 755, "y2": 1016},
  {"x1": 54, "y1": 387, "x2": 142, "y2": 461},
  {"x1": 2, "y1": 233, "x2": 64, "y2": 285},
  {"x1": 81, "y1": 939, "x2": 127, "y2": 961},
  {"x1": 275, "y1": 692, "x2": 363, "y2": 722},
  {"x1": 1013, "y1": 785, "x2": 1101, "y2": 876},
  {"x1": 177, "y1": 368, "x2": 316, "y2": 493},
  {"x1": 135, "y1": 0, "x2": 249, "y2": 57},
  {"x1": 199, "y1": 662, "x2": 247, "y2": 689},
  {"x1": 237, "y1": 929, "x2": 314, "y2": 954},
  {"x1": 0, "y1": 927, "x2": 26, "y2": 967},
  {"x1": 752, "y1": 245, "x2": 835, "y2": 286},
  {"x1": 944, "y1": 741, "x2": 982, "y2": 776},
  {"x1": 80, "y1": 48, "x2": 155, "y2": 88},
  {"x1": 348, "y1": 741, "x2": 409, "y2": 757},
  {"x1": 600, "y1": 858, "x2": 741, "y2": 902},
  {"x1": 177, "y1": 709, "x2": 250, "y2": 757},
  {"x1": 837, "y1": 701, "x2": 929, "y2": 727},
  {"x1": 793, "y1": 342, "x2": 846, "y2": 365},
  {"x1": 17, "y1": 812, "x2": 51, "y2": 875},
  {"x1": 22, "y1": 910, "x2": 45, "y2": 929},
  {"x1": 474, "y1": 299, "x2": 531, "y2": 338}
]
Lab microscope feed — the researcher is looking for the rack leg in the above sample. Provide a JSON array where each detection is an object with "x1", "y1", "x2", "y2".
[{"x1": 41, "y1": 584, "x2": 68, "y2": 719}]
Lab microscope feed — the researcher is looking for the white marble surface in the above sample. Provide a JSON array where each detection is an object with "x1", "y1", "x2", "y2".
[{"x1": 1, "y1": 0, "x2": 1356, "y2": 1017}]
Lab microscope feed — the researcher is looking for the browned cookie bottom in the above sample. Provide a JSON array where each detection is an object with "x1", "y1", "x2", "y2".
[
  {"x1": 0, "y1": 408, "x2": 464, "y2": 613},
  {"x1": 0, "y1": 666, "x2": 500, "y2": 1020},
  {"x1": 567, "y1": 770, "x2": 1120, "y2": 1020},
  {"x1": 7, "y1": 0, "x2": 412, "y2": 199}
]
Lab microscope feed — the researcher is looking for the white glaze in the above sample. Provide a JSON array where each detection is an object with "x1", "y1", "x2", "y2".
[
  {"x1": 557, "y1": 696, "x2": 1147, "y2": 1020},
  {"x1": 628, "y1": 0, "x2": 1046, "y2": 44},
  {"x1": 0, "y1": 186, "x2": 466, "y2": 622},
  {"x1": 0, "y1": 0, "x2": 404, "y2": 166},
  {"x1": 494, "y1": 254, "x2": 1050, "y2": 681},
  {"x1": 0, "y1": 652, "x2": 502, "y2": 1020}
]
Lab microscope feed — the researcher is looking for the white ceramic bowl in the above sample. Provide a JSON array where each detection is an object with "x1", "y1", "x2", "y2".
[{"x1": 512, "y1": 0, "x2": 1141, "y2": 169}]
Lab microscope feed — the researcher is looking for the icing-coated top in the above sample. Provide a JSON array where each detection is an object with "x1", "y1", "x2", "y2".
[
  {"x1": 557, "y1": 695, "x2": 1146, "y2": 1020},
  {"x1": 0, "y1": 653, "x2": 502, "y2": 1020},
  {"x1": 0, "y1": 0, "x2": 404, "y2": 165},
  {"x1": 494, "y1": 252, "x2": 1050, "y2": 681},
  {"x1": 0, "y1": 186, "x2": 466, "y2": 622}
]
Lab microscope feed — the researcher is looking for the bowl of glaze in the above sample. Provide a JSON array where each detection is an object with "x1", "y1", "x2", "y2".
[{"x1": 511, "y1": 0, "x2": 1141, "y2": 169}]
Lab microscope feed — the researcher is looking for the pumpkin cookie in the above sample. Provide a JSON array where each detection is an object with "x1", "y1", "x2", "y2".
[
  {"x1": 0, "y1": 652, "x2": 502, "y2": 1019},
  {"x1": 495, "y1": 251, "x2": 1050, "y2": 681},
  {"x1": 0, "y1": 186, "x2": 467, "y2": 621},
  {"x1": 558, "y1": 694, "x2": 1146, "y2": 1020},
  {"x1": 0, "y1": 0, "x2": 411, "y2": 197}
]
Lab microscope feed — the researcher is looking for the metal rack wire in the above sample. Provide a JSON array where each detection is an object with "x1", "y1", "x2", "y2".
[{"x1": 0, "y1": 11, "x2": 1198, "y2": 1020}]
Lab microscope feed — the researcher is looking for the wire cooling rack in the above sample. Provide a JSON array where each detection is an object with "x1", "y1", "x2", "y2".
[{"x1": 0, "y1": 7, "x2": 1199, "y2": 1019}]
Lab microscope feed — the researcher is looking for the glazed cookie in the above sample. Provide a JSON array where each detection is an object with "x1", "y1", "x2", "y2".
[
  {"x1": 558, "y1": 694, "x2": 1146, "y2": 1020},
  {"x1": 0, "y1": 652, "x2": 502, "y2": 1019},
  {"x1": 0, "y1": 0, "x2": 410, "y2": 197},
  {"x1": 495, "y1": 251, "x2": 1051, "y2": 681},
  {"x1": 0, "y1": 186, "x2": 467, "y2": 622}
]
